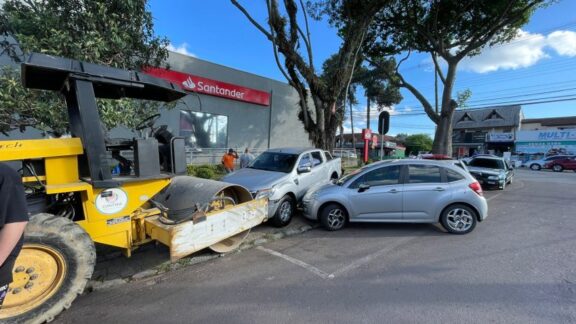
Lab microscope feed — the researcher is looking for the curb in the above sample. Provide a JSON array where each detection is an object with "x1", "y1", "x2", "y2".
[{"x1": 86, "y1": 223, "x2": 317, "y2": 292}]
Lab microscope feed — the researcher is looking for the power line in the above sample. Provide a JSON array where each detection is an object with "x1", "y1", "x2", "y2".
[{"x1": 392, "y1": 96, "x2": 576, "y2": 117}]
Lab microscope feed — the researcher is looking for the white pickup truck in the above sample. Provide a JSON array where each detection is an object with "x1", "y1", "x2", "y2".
[{"x1": 222, "y1": 148, "x2": 342, "y2": 227}]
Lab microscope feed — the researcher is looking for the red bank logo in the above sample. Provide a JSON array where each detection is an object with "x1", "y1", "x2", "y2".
[
  {"x1": 144, "y1": 67, "x2": 270, "y2": 106},
  {"x1": 182, "y1": 77, "x2": 196, "y2": 89}
]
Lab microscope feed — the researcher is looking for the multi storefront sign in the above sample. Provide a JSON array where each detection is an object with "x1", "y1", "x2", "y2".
[
  {"x1": 515, "y1": 130, "x2": 576, "y2": 155},
  {"x1": 144, "y1": 67, "x2": 271, "y2": 106}
]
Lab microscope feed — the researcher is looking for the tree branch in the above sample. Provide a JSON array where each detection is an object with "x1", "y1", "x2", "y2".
[
  {"x1": 431, "y1": 52, "x2": 446, "y2": 84},
  {"x1": 230, "y1": 0, "x2": 273, "y2": 40},
  {"x1": 298, "y1": 0, "x2": 314, "y2": 70}
]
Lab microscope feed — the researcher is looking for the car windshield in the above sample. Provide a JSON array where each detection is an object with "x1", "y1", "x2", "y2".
[
  {"x1": 469, "y1": 158, "x2": 504, "y2": 169},
  {"x1": 248, "y1": 152, "x2": 298, "y2": 173},
  {"x1": 336, "y1": 168, "x2": 363, "y2": 186}
]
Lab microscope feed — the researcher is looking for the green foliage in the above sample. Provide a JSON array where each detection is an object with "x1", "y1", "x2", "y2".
[
  {"x1": 195, "y1": 167, "x2": 215, "y2": 180},
  {"x1": 404, "y1": 134, "x2": 433, "y2": 155},
  {"x1": 456, "y1": 89, "x2": 472, "y2": 109},
  {"x1": 187, "y1": 164, "x2": 226, "y2": 180},
  {"x1": 0, "y1": 0, "x2": 170, "y2": 135}
]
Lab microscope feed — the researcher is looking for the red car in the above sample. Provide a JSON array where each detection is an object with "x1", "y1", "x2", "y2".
[{"x1": 545, "y1": 156, "x2": 576, "y2": 172}]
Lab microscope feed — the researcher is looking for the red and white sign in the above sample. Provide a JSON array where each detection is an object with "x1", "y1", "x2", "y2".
[
  {"x1": 144, "y1": 67, "x2": 270, "y2": 106},
  {"x1": 362, "y1": 128, "x2": 372, "y2": 140}
]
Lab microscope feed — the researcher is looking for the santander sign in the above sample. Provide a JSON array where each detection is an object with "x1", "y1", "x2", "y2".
[{"x1": 144, "y1": 67, "x2": 270, "y2": 106}]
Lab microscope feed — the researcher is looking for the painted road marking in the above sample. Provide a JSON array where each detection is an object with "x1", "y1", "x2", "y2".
[
  {"x1": 258, "y1": 235, "x2": 420, "y2": 280},
  {"x1": 257, "y1": 246, "x2": 334, "y2": 279}
]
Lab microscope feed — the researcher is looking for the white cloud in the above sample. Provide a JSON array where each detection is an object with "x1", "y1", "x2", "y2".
[
  {"x1": 457, "y1": 29, "x2": 576, "y2": 74},
  {"x1": 167, "y1": 43, "x2": 196, "y2": 57},
  {"x1": 459, "y1": 30, "x2": 548, "y2": 73},
  {"x1": 547, "y1": 30, "x2": 576, "y2": 56}
]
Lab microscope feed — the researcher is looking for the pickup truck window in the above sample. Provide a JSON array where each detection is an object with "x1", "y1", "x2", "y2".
[
  {"x1": 250, "y1": 152, "x2": 298, "y2": 173},
  {"x1": 311, "y1": 151, "x2": 323, "y2": 167},
  {"x1": 324, "y1": 151, "x2": 333, "y2": 160}
]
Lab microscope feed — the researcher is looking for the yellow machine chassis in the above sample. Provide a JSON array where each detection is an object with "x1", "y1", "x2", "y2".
[{"x1": 1, "y1": 138, "x2": 267, "y2": 259}]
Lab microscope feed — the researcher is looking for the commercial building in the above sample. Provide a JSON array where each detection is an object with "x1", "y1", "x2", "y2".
[
  {"x1": 516, "y1": 117, "x2": 576, "y2": 156},
  {"x1": 452, "y1": 105, "x2": 522, "y2": 157},
  {"x1": 145, "y1": 52, "x2": 310, "y2": 154}
]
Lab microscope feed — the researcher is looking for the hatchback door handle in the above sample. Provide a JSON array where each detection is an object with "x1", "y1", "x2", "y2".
[
  {"x1": 434, "y1": 187, "x2": 445, "y2": 191},
  {"x1": 388, "y1": 189, "x2": 399, "y2": 193}
]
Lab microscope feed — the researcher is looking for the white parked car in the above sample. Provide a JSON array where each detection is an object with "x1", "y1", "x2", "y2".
[
  {"x1": 525, "y1": 155, "x2": 575, "y2": 171},
  {"x1": 222, "y1": 148, "x2": 342, "y2": 227}
]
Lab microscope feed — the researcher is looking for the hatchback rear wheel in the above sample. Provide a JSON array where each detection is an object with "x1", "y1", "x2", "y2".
[
  {"x1": 320, "y1": 203, "x2": 347, "y2": 231},
  {"x1": 440, "y1": 204, "x2": 477, "y2": 234}
]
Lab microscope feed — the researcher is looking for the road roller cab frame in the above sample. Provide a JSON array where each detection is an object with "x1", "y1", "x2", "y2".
[{"x1": 0, "y1": 53, "x2": 267, "y2": 323}]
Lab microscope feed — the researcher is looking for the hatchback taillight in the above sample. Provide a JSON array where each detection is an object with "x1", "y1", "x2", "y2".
[{"x1": 469, "y1": 181, "x2": 483, "y2": 196}]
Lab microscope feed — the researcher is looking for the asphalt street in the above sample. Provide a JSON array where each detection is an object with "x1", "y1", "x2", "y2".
[{"x1": 57, "y1": 168, "x2": 576, "y2": 324}]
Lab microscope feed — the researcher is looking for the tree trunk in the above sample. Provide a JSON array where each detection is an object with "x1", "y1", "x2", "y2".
[
  {"x1": 432, "y1": 115, "x2": 453, "y2": 156},
  {"x1": 431, "y1": 62, "x2": 458, "y2": 156}
]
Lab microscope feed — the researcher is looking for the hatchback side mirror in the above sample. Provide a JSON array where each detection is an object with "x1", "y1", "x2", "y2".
[{"x1": 358, "y1": 183, "x2": 370, "y2": 192}]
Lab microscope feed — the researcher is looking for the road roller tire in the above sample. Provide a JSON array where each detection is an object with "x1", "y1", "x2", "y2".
[{"x1": 0, "y1": 213, "x2": 96, "y2": 324}]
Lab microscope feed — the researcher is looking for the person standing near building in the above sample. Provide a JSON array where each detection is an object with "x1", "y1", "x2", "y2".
[
  {"x1": 221, "y1": 149, "x2": 239, "y2": 173},
  {"x1": 0, "y1": 163, "x2": 29, "y2": 309},
  {"x1": 240, "y1": 148, "x2": 255, "y2": 169}
]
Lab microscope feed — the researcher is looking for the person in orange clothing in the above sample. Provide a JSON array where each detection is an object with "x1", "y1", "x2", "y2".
[{"x1": 221, "y1": 148, "x2": 239, "y2": 173}]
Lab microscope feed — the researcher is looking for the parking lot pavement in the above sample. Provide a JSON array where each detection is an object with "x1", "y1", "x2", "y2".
[
  {"x1": 89, "y1": 212, "x2": 317, "y2": 288},
  {"x1": 58, "y1": 169, "x2": 576, "y2": 323}
]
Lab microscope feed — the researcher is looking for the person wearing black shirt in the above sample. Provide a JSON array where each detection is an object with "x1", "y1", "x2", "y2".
[{"x1": 0, "y1": 163, "x2": 29, "y2": 308}]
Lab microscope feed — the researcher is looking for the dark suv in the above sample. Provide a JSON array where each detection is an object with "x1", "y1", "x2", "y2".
[
  {"x1": 545, "y1": 156, "x2": 576, "y2": 172},
  {"x1": 466, "y1": 156, "x2": 514, "y2": 190}
]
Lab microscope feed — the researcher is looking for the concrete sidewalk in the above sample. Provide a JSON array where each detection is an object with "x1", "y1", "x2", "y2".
[{"x1": 87, "y1": 214, "x2": 317, "y2": 291}]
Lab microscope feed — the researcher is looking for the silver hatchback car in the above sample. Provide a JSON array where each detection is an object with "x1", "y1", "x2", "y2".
[{"x1": 302, "y1": 159, "x2": 488, "y2": 234}]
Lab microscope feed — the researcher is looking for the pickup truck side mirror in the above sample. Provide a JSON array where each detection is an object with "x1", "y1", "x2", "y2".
[
  {"x1": 297, "y1": 164, "x2": 312, "y2": 173},
  {"x1": 358, "y1": 183, "x2": 370, "y2": 192}
]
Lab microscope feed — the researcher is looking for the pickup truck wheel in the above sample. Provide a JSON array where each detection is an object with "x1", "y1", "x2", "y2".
[
  {"x1": 270, "y1": 195, "x2": 294, "y2": 227},
  {"x1": 320, "y1": 203, "x2": 347, "y2": 231}
]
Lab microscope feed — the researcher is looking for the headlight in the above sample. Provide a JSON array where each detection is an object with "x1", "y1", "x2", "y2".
[
  {"x1": 499, "y1": 172, "x2": 506, "y2": 179},
  {"x1": 255, "y1": 187, "x2": 276, "y2": 200}
]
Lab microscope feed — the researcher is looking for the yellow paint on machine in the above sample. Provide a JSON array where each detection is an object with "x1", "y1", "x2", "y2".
[
  {"x1": 0, "y1": 138, "x2": 83, "y2": 161},
  {"x1": 145, "y1": 199, "x2": 268, "y2": 261}
]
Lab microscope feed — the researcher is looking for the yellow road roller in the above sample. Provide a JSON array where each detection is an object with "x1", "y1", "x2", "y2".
[{"x1": 0, "y1": 53, "x2": 267, "y2": 323}]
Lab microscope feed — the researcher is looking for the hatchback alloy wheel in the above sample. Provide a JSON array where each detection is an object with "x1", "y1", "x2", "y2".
[
  {"x1": 440, "y1": 204, "x2": 477, "y2": 234},
  {"x1": 320, "y1": 204, "x2": 347, "y2": 231}
]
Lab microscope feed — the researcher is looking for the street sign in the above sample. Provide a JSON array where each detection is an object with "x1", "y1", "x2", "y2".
[{"x1": 378, "y1": 111, "x2": 390, "y2": 135}]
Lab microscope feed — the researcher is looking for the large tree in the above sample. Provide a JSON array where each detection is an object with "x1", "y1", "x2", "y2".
[
  {"x1": 0, "y1": 0, "x2": 170, "y2": 135},
  {"x1": 354, "y1": 58, "x2": 402, "y2": 129},
  {"x1": 362, "y1": 0, "x2": 549, "y2": 155},
  {"x1": 231, "y1": 0, "x2": 389, "y2": 151}
]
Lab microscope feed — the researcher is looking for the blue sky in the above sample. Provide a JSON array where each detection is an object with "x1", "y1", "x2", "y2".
[{"x1": 149, "y1": 0, "x2": 576, "y2": 137}]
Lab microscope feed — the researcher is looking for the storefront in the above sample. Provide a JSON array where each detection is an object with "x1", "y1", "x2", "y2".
[
  {"x1": 515, "y1": 130, "x2": 576, "y2": 156},
  {"x1": 141, "y1": 52, "x2": 311, "y2": 152}
]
